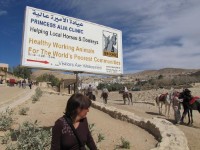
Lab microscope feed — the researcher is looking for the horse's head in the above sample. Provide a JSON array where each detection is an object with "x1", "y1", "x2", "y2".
[
  {"x1": 111, "y1": 34, "x2": 117, "y2": 45},
  {"x1": 103, "y1": 34, "x2": 110, "y2": 49},
  {"x1": 179, "y1": 89, "x2": 192, "y2": 101}
]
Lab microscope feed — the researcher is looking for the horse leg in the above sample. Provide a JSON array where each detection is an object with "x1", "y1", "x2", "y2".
[
  {"x1": 158, "y1": 102, "x2": 161, "y2": 114},
  {"x1": 164, "y1": 104, "x2": 167, "y2": 116},
  {"x1": 160, "y1": 103, "x2": 163, "y2": 115},
  {"x1": 123, "y1": 98, "x2": 126, "y2": 105},
  {"x1": 190, "y1": 109, "x2": 193, "y2": 124},
  {"x1": 186, "y1": 109, "x2": 191, "y2": 125},
  {"x1": 130, "y1": 96, "x2": 133, "y2": 105},
  {"x1": 180, "y1": 105, "x2": 187, "y2": 123},
  {"x1": 167, "y1": 104, "x2": 171, "y2": 118}
]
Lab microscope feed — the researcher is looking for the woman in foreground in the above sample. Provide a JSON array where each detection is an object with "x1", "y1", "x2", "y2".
[{"x1": 51, "y1": 93, "x2": 97, "y2": 150}]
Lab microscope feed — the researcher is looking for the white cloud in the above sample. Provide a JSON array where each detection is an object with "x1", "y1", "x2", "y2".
[{"x1": 44, "y1": 0, "x2": 200, "y2": 71}]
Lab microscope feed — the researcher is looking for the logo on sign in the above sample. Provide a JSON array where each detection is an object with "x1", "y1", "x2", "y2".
[{"x1": 102, "y1": 31, "x2": 118, "y2": 58}]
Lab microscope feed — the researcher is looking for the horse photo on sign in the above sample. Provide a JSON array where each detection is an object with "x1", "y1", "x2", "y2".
[{"x1": 102, "y1": 30, "x2": 118, "y2": 58}]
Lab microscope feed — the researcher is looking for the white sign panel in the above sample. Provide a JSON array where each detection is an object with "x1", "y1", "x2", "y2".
[{"x1": 21, "y1": 6, "x2": 123, "y2": 75}]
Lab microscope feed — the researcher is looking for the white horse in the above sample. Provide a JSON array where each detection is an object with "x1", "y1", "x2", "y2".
[{"x1": 155, "y1": 91, "x2": 174, "y2": 118}]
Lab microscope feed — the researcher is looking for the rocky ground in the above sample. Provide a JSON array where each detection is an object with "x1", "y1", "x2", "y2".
[{"x1": 96, "y1": 87, "x2": 200, "y2": 150}]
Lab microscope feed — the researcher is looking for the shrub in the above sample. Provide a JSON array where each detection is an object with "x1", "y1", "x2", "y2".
[
  {"x1": 5, "y1": 120, "x2": 52, "y2": 150},
  {"x1": 0, "y1": 108, "x2": 13, "y2": 131},
  {"x1": 97, "y1": 133, "x2": 105, "y2": 143},
  {"x1": 119, "y1": 137, "x2": 130, "y2": 149},
  {"x1": 18, "y1": 107, "x2": 29, "y2": 115},
  {"x1": 32, "y1": 87, "x2": 43, "y2": 103},
  {"x1": 88, "y1": 123, "x2": 95, "y2": 135},
  {"x1": 1, "y1": 133, "x2": 10, "y2": 144}
]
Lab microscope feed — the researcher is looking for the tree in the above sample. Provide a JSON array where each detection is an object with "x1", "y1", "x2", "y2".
[
  {"x1": 13, "y1": 65, "x2": 32, "y2": 79},
  {"x1": 158, "y1": 75, "x2": 164, "y2": 80},
  {"x1": 36, "y1": 73, "x2": 60, "y2": 87}
]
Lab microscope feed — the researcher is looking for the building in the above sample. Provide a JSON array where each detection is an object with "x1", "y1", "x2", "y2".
[{"x1": 0, "y1": 63, "x2": 9, "y2": 71}]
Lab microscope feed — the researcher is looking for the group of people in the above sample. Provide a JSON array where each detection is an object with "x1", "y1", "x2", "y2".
[{"x1": 18, "y1": 79, "x2": 33, "y2": 89}]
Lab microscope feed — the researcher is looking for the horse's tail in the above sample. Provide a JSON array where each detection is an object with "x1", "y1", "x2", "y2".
[
  {"x1": 197, "y1": 100, "x2": 200, "y2": 113},
  {"x1": 155, "y1": 96, "x2": 159, "y2": 106}
]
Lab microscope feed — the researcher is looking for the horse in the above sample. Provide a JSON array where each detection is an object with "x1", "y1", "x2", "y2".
[
  {"x1": 83, "y1": 87, "x2": 96, "y2": 101},
  {"x1": 101, "y1": 92, "x2": 108, "y2": 104},
  {"x1": 103, "y1": 34, "x2": 110, "y2": 51},
  {"x1": 155, "y1": 92, "x2": 173, "y2": 117},
  {"x1": 179, "y1": 89, "x2": 200, "y2": 125},
  {"x1": 86, "y1": 92, "x2": 96, "y2": 101},
  {"x1": 119, "y1": 90, "x2": 133, "y2": 105},
  {"x1": 103, "y1": 33, "x2": 117, "y2": 52}
]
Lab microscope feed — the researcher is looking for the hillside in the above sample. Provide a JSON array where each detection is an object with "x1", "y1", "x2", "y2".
[
  {"x1": 125, "y1": 68, "x2": 199, "y2": 79},
  {"x1": 31, "y1": 70, "x2": 76, "y2": 80}
]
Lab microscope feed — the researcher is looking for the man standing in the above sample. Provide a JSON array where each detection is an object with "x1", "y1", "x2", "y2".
[{"x1": 172, "y1": 91, "x2": 183, "y2": 124}]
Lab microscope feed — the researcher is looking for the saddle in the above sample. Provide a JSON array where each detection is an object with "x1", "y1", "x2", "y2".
[
  {"x1": 189, "y1": 96, "x2": 200, "y2": 105},
  {"x1": 159, "y1": 93, "x2": 168, "y2": 101}
]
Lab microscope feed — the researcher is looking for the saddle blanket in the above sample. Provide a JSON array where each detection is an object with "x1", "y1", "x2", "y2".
[{"x1": 190, "y1": 96, "x2": 200, "y2": 105}]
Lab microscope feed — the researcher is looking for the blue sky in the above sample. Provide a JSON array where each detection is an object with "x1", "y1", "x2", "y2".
[{"x1": 0, "y1": 0, "x2": 200, "y2": 73}]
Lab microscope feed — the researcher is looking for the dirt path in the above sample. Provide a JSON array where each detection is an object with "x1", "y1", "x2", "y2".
[
  {"x1": 0, "y1": 86, "x2": 31, "y2": 106},
  {"x1": 0, "y1": 86, "x2": 35, "y2": 112},
  {"x1": 96, "y1": 91, "x2": 200, "y2": 150},
  {"x1": 0, "y1": 93, "x2": 157, "y2": 150}
]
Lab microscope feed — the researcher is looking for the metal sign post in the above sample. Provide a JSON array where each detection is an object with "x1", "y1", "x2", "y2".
[{"x1": 74, "y1": 71, "x2": 83, "y2": 93}]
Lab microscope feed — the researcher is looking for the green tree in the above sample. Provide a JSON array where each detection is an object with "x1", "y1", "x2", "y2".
[{"x1": 13, "y1": 65, "x2": 32, "y2": 79}]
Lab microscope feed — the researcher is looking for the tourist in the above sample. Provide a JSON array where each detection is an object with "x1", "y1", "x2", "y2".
[
  {"x1": 101, "y1": 87, "x2": 109, "y2": 104},
  {"x1": 51, "y1": 93, "x2": 97, "y2": 150},
  {"x1": 124, "y1": 86, "x2": 128, "y2": 93},
  {"x1": 22, "y1": 79, "x2": 26, "y2": 88},
  {"x1": 87, "y1": 85, "x2": 93, "y2": 96},
  {"x1": 172, "y1": 91, "x2": 183, "y2": 124},
  {"x1": 102, "y1": 86, "x2": 109, "y2": 94},
  {"x1": 18, "y1": 80, "x2": 22, "y2": 88},
  {"x1": 28, "y1": 80, "x2": 33, "y2": 89}
]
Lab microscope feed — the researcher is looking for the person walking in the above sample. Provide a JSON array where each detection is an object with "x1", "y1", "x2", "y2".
[
  {"x1": 87, "y1": 85, "x2": 93, "y2": 96},
  {"x1": 29, "y1": 80, "x2": 33, "y2": 89},
  {"x1": 51, "y1": 94, "x2": 97, "y2": 150},
  {"x1": 101, "y1": 87, "x2": 109, "y2": 104},
  {"x1": 22, "y1": 79, "x2": 26, "y2": 89}
]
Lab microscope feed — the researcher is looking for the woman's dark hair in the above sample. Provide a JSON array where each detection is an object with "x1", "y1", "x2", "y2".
[{"x1": 65, "y1": 93, "x2": 91, "y2": 120}]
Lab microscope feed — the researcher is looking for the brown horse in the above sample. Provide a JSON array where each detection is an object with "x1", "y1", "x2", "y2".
[
  {"x1": 101, "y1": 92, "x2": 108, "y2": 104},
  {"x1": 122, "y1": 92, "x2": 133, "y2": 105}
]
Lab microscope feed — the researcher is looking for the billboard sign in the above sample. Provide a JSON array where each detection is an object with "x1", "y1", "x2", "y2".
[{"x1": 21, "y1": 6, "x2": 123, "y2": 75}]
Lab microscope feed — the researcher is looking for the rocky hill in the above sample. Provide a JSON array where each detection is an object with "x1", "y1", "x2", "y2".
[
  {"x1": 31, "y1": 70, "x2": 75, "y2": 80},
  {"x1": 125, "y1": 68, "x2": 199, "y2": 80}
]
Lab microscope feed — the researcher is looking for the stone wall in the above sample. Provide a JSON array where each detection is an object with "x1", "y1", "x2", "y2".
[{"x1": 91, "y1": 101, "x2": 189, "y2": 150}]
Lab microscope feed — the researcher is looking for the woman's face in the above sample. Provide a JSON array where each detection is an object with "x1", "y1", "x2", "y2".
[{"x1": 77, "y1": 108, "x2": 89, "y2": 119}]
